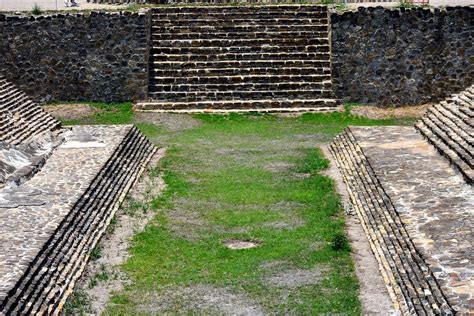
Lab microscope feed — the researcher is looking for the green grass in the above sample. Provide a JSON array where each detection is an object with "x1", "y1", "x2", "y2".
[{"x1": 58, "y1": 103, "x2": 416, "y2": 314}]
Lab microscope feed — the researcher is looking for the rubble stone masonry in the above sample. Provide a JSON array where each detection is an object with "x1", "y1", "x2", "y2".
[
  {"x1": 0, "y1": 11, "x2": 150, "y2": 103},
  {"x1": 331, "y1": 6, "x2": 473, "y2": 106}
]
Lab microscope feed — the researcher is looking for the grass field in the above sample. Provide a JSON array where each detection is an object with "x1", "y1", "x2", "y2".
[{"x1": 59, "y1": 104, "x2": 415, "y2": 314}]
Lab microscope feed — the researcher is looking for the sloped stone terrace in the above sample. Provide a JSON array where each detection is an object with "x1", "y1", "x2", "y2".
[
  {"x1": 330, "y1": 126, "x2": 473, "y2": 314},
  {"x1": 0, "y1": 78, "x2": 157, "y2": 314},
  {"x1": 415, "y1": 85, "x2": 473, "y2": 184}
]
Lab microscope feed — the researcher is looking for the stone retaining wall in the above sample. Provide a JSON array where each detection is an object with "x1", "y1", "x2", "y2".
[
  {"x1": 331, "y1": 6, "x2": 473, "y2": 106},
  {"x1": 0, "y1": 11, "x2": 150, "y2": 103}
]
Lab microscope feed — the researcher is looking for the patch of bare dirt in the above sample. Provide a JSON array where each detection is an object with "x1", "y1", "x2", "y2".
[
  {"x1": 260, "y1": 261, "x2": 326, "y2": 289},
  {"x1": 134, "y1": 112, "x2": 201, "y2": 131},
  {"x1": 136, "y1": 284, "x2": 265, "y2": 315},
  {"x1": 351, "y1": 104, "x2": 430, "y2": 120},
  {"x1": 224, "y1": 239, "x2": 261, "y2": 249},
  {"x1": 73, "y1": 149, "x2": 166, "y2": 315},
  {"x1": 43, "y1": 103, "x2": 100, "y2": 120}
]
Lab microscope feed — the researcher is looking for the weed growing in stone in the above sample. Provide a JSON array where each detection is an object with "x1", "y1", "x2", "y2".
[{"x1": 31, "y1": 3, "x2": 43, "y2": 15}]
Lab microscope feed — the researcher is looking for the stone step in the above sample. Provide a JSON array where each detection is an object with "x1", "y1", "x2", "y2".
[
  {"x1": 0, "y1": 77, "x2": 61, "y2": 145},
  {"x1": 150, "y1": 66, "x2": 331, "y2": 77},
  {"x1": 152, "y1": 8, "x2": 328, "y2": 18},
  {"x1": 148, "y1": 81, "x2": 331, "y2": 93},
  {"x1": 149, "y1": 74, "x2": 331, "y2": 85},
  {"x1": 415, "y1": 85, "x2": 473, "y2": 184},
  {"x1": 2, "y1": 116, "x2": 53, "y2": 145},
  {"x1": 1, "y1": 127, "x2": 157, "y2": 314},
  {"x1": 151, "y1": 6, "x2": 327, "y2": 12},
  {"x1": 329, "y1": 128, "x2": 455, "y2": 315},
  {"x1": 151, "y1": 45, "x2": 329, "y2": 55},
  {"x1": 440, "y1": 101, "x2": 472, "y2": 127},
  {"x1": 152, "y1": 13, "x2": 327, "y2": 22},
  {"x1": 136, "y1": 98, "x2": 338, "y2": 111},
  {"x1": 151, "y1": 31, "x2": 328, "y2": 40},
  {"x1": 463, "y1": 89, "x2": 474, "y2": 101},
  {"x1": 421, "y1": 115, "x2": 473, "y2": 168},
  {"x1": 152, "y1": 53, "x2": 330, "y2": 64},
  {"x1": 434, "y1": 103, "x2": 473, "y2": 139},
  {"x1": 1, "y1": 100, "x2": 60, "y2": 145},
  {"x1": 458, "y1": 94, "x2": 474, "y2": 111},
  {"x1": 415, "y1": 122, "x2": 473, "y2": 184},
  {"x1": 151, "y1": 59, "x2": 331, "y2": 70},
  {"x1": 0, "y1": 89, "x2": 30, "y2": 109},
  {"x1": 147, "y1": 89, "x2": 334, "y2": 101},
  {"x1": 1, "y1": 108, "x2": 58, "y2": 143},
  {"x1": 153, "y1": 37, "x2": 329, "y2": 47},
  {"x1": 429, "y1": 105, "x2": 473, "y2": 147},
  {"x1": 151, "y1": 24, "x2": 328, "y2": 33},
  {"x1": 152, "y1": 18, "x2": 328, "y2": 26}
]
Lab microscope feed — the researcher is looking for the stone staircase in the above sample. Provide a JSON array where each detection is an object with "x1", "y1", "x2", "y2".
[
  {"x1": 415, "y1": 85, "x2": 473, "y2": 184},
  {"x1": 330, "y1": 128, "x2": 454, "y2": 315},
  {"x1": 135, "y1": 5, "x2": 339, "y2": 112},
  {"x1": 0, "y1": 76, "x2": 61, "y2": 145}
]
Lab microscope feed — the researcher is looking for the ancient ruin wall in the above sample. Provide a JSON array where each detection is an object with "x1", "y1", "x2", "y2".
[
  {"x1": 331, "y1": 6, "x2": 473, "y2": 106},
  {"x1": 0, "y1": 12, "x2": 150, "y2": 103},
  {"x1": 0, "y1": 7, "x2": 472, "y2": 106}
]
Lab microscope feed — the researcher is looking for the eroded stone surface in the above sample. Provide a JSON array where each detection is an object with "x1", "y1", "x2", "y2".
[
  {"x1": 351, "y1": 126, "x2": 473, "y2": 314},
  {"x1": 0, "y1": 125, "x2": 131, "y2": 303},
  {"x1": 0, "y1": 130, "x2": 65, "y2": 187}
]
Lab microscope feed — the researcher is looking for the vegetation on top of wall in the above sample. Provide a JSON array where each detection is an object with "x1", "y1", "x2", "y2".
[
  {"x1": 31, "y1": 3, "x2": 43, "y2": 15},
  {"x1": 396, "y1": 0, "x2": 431, "y2": 9}
]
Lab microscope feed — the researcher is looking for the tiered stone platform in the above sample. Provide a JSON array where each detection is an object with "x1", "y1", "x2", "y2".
[
  {"x1": 0, "y1": 78, "x2": 157, "y2": 314},
  {"x1": 330, "y1": 126, "x2": 473, "y2": 315},
  {"x1": 135, "y1": 5, "x2": 339, "y2": 112},
  {"x1": 415, "y1": 85, "x2": 473, "y2": 184}
]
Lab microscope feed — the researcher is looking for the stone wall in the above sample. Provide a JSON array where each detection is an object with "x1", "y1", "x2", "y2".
[
  {"x1": 0, "y1": 11, "x2": 150, "y2": 103},
  {"x1": 331, "y1": 6, "x2": 473, "y2": 106}
]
